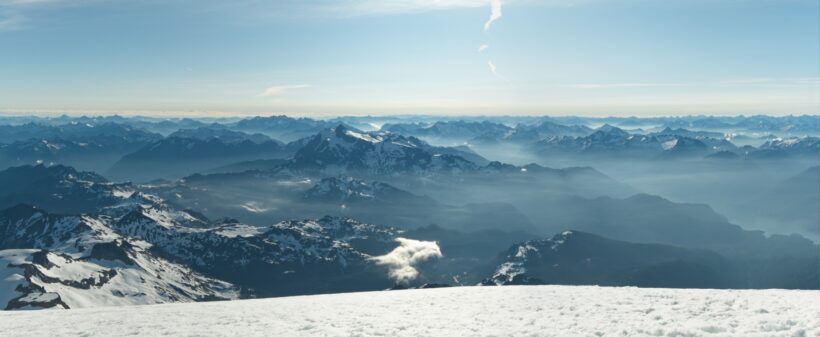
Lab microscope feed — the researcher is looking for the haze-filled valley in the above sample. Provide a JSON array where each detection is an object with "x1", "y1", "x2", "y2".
[{"x1": 0, "y1": 114, "x2": 817, "y2": 310}]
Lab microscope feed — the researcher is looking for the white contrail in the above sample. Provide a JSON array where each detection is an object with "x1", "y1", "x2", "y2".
[
  {"x1": 488, "y1": 60, "x2": 507, "y2": 81},
  {"x1": 484, "y1": 0, "x2": 502, "y2": 31},
  {"x1": 481, "y1": 1, "x2": 505, "y2": 80}
]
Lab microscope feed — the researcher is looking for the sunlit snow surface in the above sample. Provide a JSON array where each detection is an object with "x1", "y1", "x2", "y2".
[{"x1": 1, "y1": 286, "x2": 818, "y2": 337}]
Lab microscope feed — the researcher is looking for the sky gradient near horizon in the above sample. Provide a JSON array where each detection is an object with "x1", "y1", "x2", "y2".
[{"x1": 0, "y1": 0, "x2": 818, "y2": 117}]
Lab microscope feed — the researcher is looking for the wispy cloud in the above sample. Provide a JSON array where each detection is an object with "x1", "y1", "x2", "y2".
[
  {"x1": 0, "y1": 0, "x2": 103, "y2": 6},
  {"x1": 566, "y1": 83, "x2": 693, "y2": 89},
  {"x1": 565, "y1": 78, "x2": 820, "y2": 89},
  {"x1": 259, "y1": 84, "x2": 310, "y2": 97},
  {"x1": 0, "y1": 0, "x2": 54, "y2": 6},
  {"x1": 716, "y1": 77, "x2": 820, "y2": 87},
  {"x1": 0, "y1": 10, "x2": 24, "y2": 31},
  {"x1": 484, "y1": 0, "x2": 502, "y2": 31},
  {"x1": 487, "y1": 60, "x2": 507, "y2": 81},
  {"x1": 479, "y1": 0, "x2": 505, "y2": 79},
  {"x1": 487, "y1": 60, "x2": 497, "y2": 74},
  {"x1": 319, "y1": 0, "x2": 490, "y2": 17},
  {"x1": 0, "y1": 0, "x2": 97, "y2": 32}
]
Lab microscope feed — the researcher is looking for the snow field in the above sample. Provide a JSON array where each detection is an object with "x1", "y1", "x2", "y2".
[{"x1": 0, "y1": 285, "x2": 817, "y2": 337}]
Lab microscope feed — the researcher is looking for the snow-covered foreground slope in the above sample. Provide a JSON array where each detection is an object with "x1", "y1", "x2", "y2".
[{"x1": 1, "y1": 285, "x2": 818, "y2": 337}]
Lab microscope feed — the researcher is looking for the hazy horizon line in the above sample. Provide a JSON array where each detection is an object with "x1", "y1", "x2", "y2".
[{"x1": 1, "y1": 110, "x2": 818, "y2": 120}]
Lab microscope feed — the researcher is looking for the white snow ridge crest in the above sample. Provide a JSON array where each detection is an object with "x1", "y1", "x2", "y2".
[{"x1": 372, "y1": 238, "x2": 442, "y2": 284}]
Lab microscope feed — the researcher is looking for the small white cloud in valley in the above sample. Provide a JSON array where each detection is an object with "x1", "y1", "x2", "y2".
[
  {"x1": 371, "y1": 238, "x2": 442, "y2": 284},
  {"x1": 259, "y1": 84, "x2": 311, "y2": 97},
  {"x1": 478, "y1": 44, "x2": 489, "y2": 52}
]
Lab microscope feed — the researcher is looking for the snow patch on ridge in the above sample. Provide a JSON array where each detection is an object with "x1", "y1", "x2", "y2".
[
  {"x1": 344, "y1": 130, "x2": 383, "y2": 144},
  {"x1": 662, "y1": 138, "x2": 679, "y2": 150}
]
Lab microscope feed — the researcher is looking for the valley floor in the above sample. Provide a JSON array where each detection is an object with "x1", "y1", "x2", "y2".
[{"x1": 1, "y1": 285, "x2": 818, "y2": 337}]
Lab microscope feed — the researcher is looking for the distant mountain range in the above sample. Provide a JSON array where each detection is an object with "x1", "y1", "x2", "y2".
[
  {"x1": 2, "y1": 114, "x2": 816, "y2": 137},
  {"x1": 230, "y1": 115, "x2": 336, "y2": 142},
  {"x1": 380, "y1": 120, "x2": 595, "y2": 145},
  {"x1": 530, "y1": 125, "x2": 732, "y2": 159},
  {"x1": 0, "y1": 122, "x2": 161, "y2": 145},
  {"x1": 382, "y1": 121, "x2": 513, "y2": 140},
  {"x1": 0, "y1": 113, "x2": 816, "y2": 310},
  {"x1": 0, "y1": 162, "x2": 815, "y2": 310},
  {"x1": 659, "y1": 115, "x2": 820, "y2": 133},
  {"x1": 751, "y1": 137, "x2": 820, "y2": 159},
  {"x1": 529, "y1": 125, "x2": 819, "y2": 161},
  {"x1": 0, "y1": 123, "x2": 162, "y2": 172},
  {"x1": 1, "y1": 116, "x2": 815, "y2": 182},
  {"x1": 167, "y1": 124, "x2": 277, "y2": 145}
]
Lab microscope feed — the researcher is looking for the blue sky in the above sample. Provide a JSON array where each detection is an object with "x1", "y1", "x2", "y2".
[{"x1": 0, "y1": 0, "x2": 817, "y2": 117}]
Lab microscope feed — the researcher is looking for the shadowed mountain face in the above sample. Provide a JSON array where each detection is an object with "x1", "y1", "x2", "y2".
[
  {"x1": 107, "y1": 131, "x2": 294, "y2": 182},
  {"x1": 301, "y1": 176, "x2": 537, "y2": 233},
  {"x1": 524, "y1": 194, "x2": 817, "y2": 259},
  {"x1": 483, "y1": 231, "x2": 740, "y2": 288},
  {"x1": 167, "y1": 125, "x2": 279, "y2": 145},
  {"x1": 741, "y1": 166, "x2": 820, "y2": 239},
  {"x1": 483, "y1": 231, "x2": 820, "y2": 290},
  {"x1": 290, "y1": 125, "x2": 484, "y2": 175},
  {"x1": 304, "y1": 176, "x2": 435, "y2": 203},
  {"x1": 0, "y1": 165, "x2": 134, "y2": 214}
]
